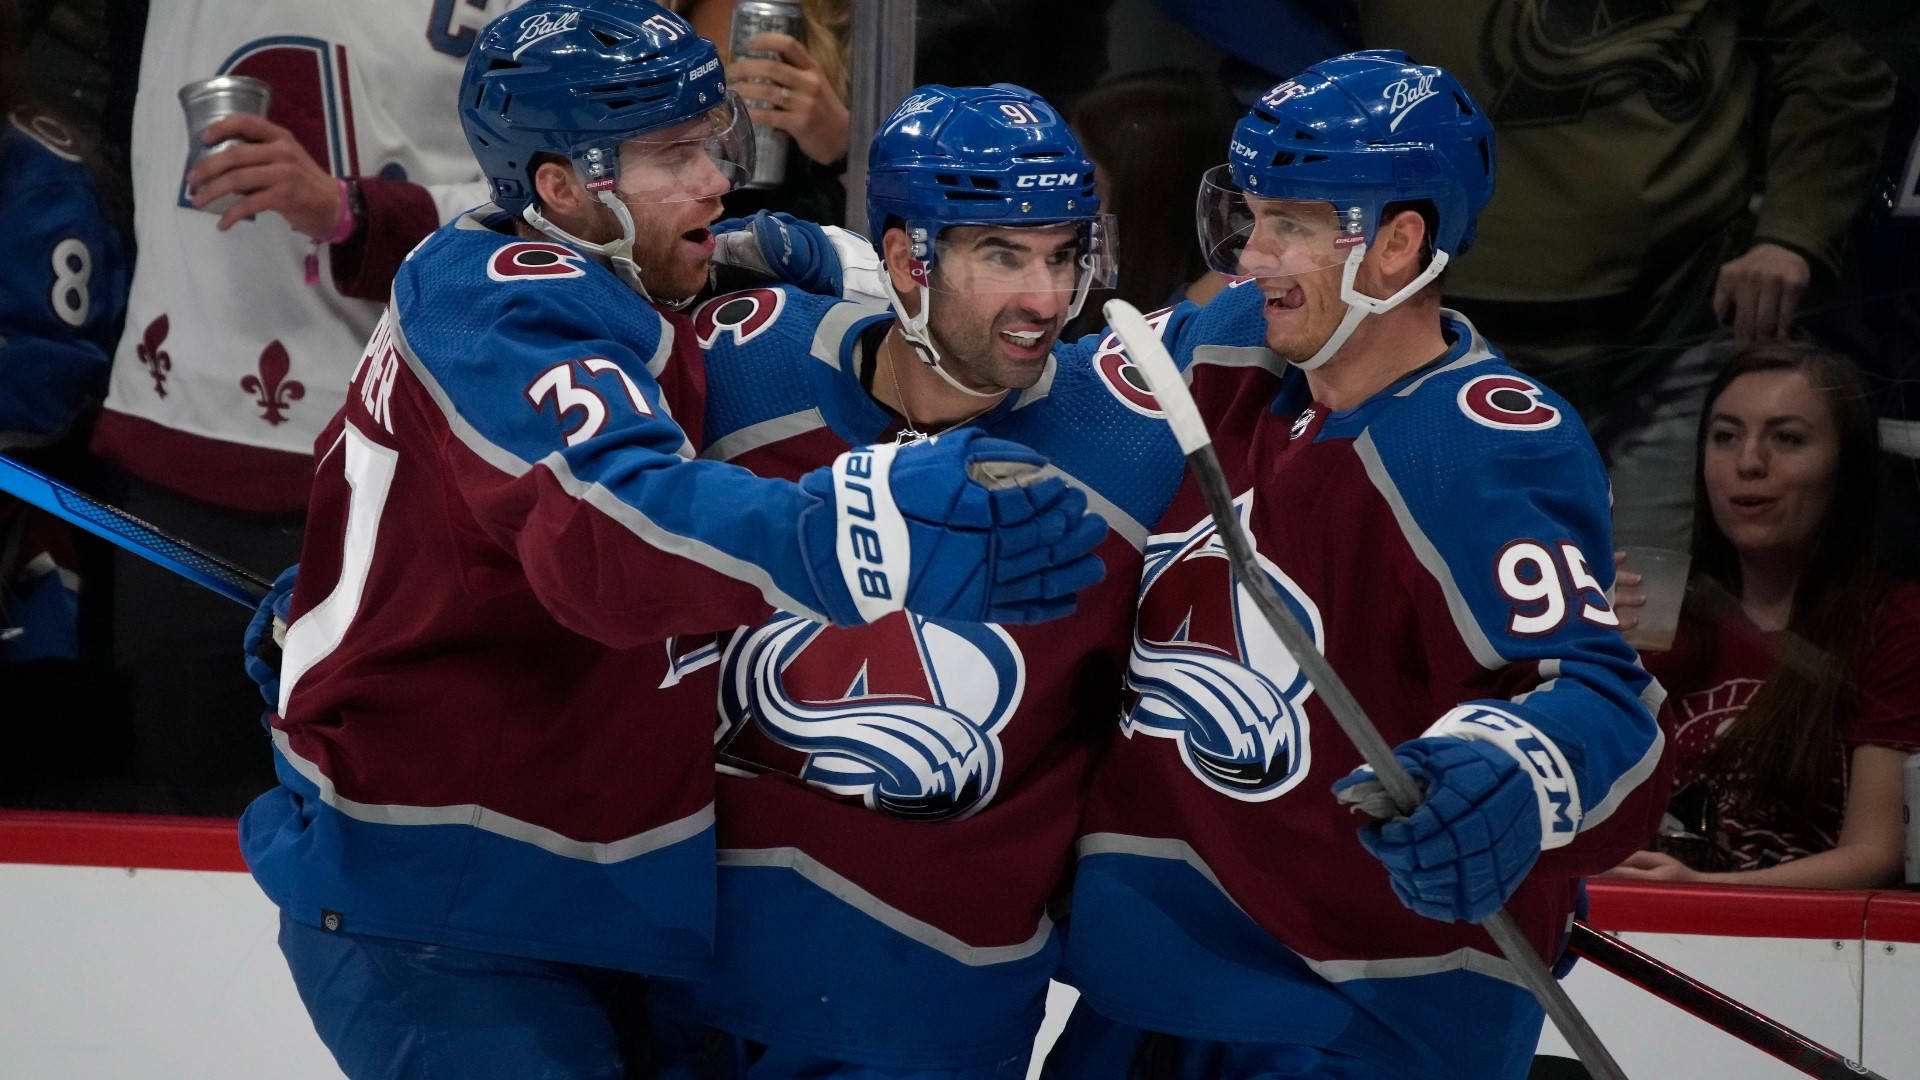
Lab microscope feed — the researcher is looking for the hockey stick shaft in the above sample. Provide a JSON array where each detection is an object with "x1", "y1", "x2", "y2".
[
  {"x1": 0, "y1": 454, "x2": 270, "y2": 608},
  {"x1": 1569, "y1": 922, "x2": 1884, "y2": 1080},
  {"x1": 1105, "y1": 300, "x2": 1629, "y2": 1080}
]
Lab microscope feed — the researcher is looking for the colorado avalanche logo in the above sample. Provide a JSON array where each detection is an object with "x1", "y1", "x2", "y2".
[
  {"x1": 487, "y1": 242, "x2": 588, "y2": 281},
  {"x1": 718, "y1": 612, "x2": 1025, "y2": 820},
  {"x1": 1126, "y1": 492, "x2": 1324, "y2": 802},
  {"x1": 1458, "y1": 373, "x2": 1561, "y2": 431},
  {"x1": 694, "y1": 288, "x2": 786, "y2": 349}
]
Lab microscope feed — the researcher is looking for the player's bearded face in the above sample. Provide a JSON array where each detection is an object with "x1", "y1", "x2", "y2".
[
  {"x1": 614, "y1": 108, "x2": 743, "y2": 301},
  {"x1": 921, "y1": 224, "x2": 1081, "y2": 393}
]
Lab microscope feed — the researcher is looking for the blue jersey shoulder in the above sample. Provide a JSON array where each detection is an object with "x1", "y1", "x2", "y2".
[
  {"x1": 1346, "y1": 311, "x2": 1607, "y2": 510},
  {"x1": 394, "y1": 214, "x2": 666, "y2": 370},
  {"x1": 694, "y1": 286, "x2": 891, "y2": 450}
]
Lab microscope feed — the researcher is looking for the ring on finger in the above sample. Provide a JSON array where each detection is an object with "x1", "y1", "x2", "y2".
[{"x1": 779, "y1": 86, "x2": 791, "y2": 105}]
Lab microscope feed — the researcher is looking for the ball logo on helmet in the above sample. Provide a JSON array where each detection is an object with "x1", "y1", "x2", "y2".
[
  {"x1": 514, "y1": 11, "x2": 580, "y2": 55},
  {"x1": 1383, "y1": 74, "x2": 1439, "y2": 132},
  {"x1": 888, "y1": 93, "x2": 941, "y2": 126}
]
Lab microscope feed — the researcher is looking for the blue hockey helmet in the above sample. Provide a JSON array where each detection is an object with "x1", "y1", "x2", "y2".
[
  {"x1": 1198, "y1": 51, "x2": 1495, "y2": 371},
  {"x1": 459, "y1": 0, "x2": 747, "y2": 215},
  {"x1": 864, "y1": 84, "x2": 1117, "y2": 381},
  {"x1": 865, "y1": 84, "x2": 1108, "y2": 268},
  {"x1": 1199, "y1": 50, "x2": 1494, "y2": 275}
]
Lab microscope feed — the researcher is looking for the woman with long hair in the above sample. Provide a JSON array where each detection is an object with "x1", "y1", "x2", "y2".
[{"x1": 1608, "y1": 340, "x2": 1920, "y2": 887}]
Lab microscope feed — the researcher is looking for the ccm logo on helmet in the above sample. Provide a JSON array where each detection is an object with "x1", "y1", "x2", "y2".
[
  {"x1": 1457, "y1": 374, "x2": 1561, "y2": 431},
  {"x1": 1015, "y1": 173, "x2": 1081, "y2": 188}
]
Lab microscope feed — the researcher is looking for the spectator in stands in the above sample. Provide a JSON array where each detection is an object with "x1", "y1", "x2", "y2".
[
  {"x1": 668, "y1": 0, "x2": 852, "y2": 225},
  {"x1": 1064, "y1": 67, "x2": 1238, "y2": 338},
  {"x1": 1352, "y1": 2, "x2": 1895, "y2": 553},
  {"x1": 93, "y1": 0, "x2": 517, "y2": 815},
  {"x1": 0, "y1": 0, "x2": 129, "y2": 803},
  {"x1": 1608, "y1": 341, "x2": 1920, "y2": 888}
]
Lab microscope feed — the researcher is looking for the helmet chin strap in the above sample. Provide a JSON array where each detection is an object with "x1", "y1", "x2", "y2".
[
  {"x1": 522, "y1": 187, "x2": 696, "y2": 310},
  {"x1": 877, "y1": 265, "x2": 1004, "y2": 400},
  {"x1": 1295, "y1": 242, "x2": 1451, "y2": 371}
]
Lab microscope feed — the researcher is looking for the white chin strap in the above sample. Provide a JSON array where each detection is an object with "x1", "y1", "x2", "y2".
[
  {"x1": 877, "y1": 270, "x2": 1003, "y2": 399},
  {"x1": 523, "y1": 190, "x2": 697, "y2": 309},
  {"x1": 1295, "y1": 242, "x2": 1451, "y2": 371}
]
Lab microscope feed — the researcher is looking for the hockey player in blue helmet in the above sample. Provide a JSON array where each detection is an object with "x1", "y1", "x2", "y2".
[
  {"x1": 239, "y1": 6, "x2": 1113, "y2": 1079},
  {"x1": 1044, "y1": 51, "x2": 1665, "y2": 1080},
  {"x1": 638, "y1": 84, "x2": 1199, "y2": 1080},
  {"x1": 1195, "y1": 48, "x2": 1494, "y2": 371},
  {"x1": 459, "y1": 0, "x2": 754, "y2": 304},
  {"x1": 863, "y1": 84, "x2": 1118, "y2": 410}
]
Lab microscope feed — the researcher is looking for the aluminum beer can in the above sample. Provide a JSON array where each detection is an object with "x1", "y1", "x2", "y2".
[
  {"x1": 730, "y1": 0, "x2": 804, "y2": 189},
  {"x1": 178, "y1": 75, "x2": 273, "y2": 215}
]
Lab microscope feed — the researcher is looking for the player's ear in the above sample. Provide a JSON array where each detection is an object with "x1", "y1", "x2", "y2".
[
  {"x1": 880, "y1": 227, "x2": 923, "y2": 317},
  {"x1": 1370, "y1": 208, "x2": 1431, "y2": 291},
  {"x1": 531, "y1": 157, "x2": 589, "y2": 221}
]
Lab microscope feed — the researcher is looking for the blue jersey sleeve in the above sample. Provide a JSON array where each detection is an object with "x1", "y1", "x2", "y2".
[
  {"x1": 1368, "y1": 377, "x2": 1666, "y2": 868},
  {"x1": 392, "y1": 260, "x2": 847, "y2": 646}
]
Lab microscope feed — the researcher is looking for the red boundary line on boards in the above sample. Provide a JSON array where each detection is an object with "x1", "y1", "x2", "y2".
[
  {"x1": 1586, "y1": 879, "x2": 1874, "y2": 940},
  {"x1": 0, "y1": 810, "x2": 245, "y2": 872},
  {"x1": 4, "y1": 810, "x2": 1918, "y2": 945}
]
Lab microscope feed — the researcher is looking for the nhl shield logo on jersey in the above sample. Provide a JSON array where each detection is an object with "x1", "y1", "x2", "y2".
[
  {"x1": 693, "y1": 288, "x2": 787, "y2": 349},
  {"x1": 1126, "y1": 492, "x2": 1323, "y2": 802},
  {"x1": 1457, "y1": 373, "x2": 1561, "y2": 431},
  {"x1": 717, "y1": 611, "x2": 1026, "y2": 820}
]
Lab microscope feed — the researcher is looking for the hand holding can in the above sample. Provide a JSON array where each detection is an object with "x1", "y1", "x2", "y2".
[
  {"x1": 729, "y1": 0, "x2": 805, "y2": 189},
  {"x1": 178, "y1": 75, "x2": 272, "y2": 215}
]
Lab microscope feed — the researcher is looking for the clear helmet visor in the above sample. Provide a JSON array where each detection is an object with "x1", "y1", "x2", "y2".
[
  {"x1": 607, "y1": 92, "x2": 755, "y2": 205},
  {"x1": 919, "y1": 215, "x2": 1119, "y2": 298},
  {"x1": 1195, "y1": 165, "x2": 1357, "y2": 278}
]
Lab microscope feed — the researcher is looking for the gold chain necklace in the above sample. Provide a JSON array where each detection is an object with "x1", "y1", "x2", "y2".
[{"x1": 881, "y1": 334, "x2": 1000, "y2": 444}]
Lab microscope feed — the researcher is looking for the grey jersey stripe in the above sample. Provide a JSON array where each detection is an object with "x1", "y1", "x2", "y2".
[
  {"x1": 1354, "y1": 429, "x2": 1506, "y2": 670},
  {"x1": 392, "y1": 317, "x2": 828, "y2": 623},
  {"x1": 1036, "y1": 464, "x2": 1147, "y2": 551},
  {"x1": 719, "y1": 846, "x2": 1054, "y2": 966},
  {"x1": 811, "y1": 300, "x2": 879, "y2": 371},
  {"x1": 704, "y1": 410, "x2": 830, "y2": 463},
  {"x1": 1076, "y1": 832, "x2": 1523, "y2": 988},
  {"x1": 272, "y1": 729, "x2": 714, "y2": 863},
  {"x1": 1583, "y1": 723, "x2": 1666, "y2": 831},
  {"x1": 1188, "y1": 344, "x2": 1288, "y2": 378}
]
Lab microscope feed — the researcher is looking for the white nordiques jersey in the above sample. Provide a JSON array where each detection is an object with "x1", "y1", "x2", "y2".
[{"x1": 101, "y1": 0, "x2": 523, "y2": 512}]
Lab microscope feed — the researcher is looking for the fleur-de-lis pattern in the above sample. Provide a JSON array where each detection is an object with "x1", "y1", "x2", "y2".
[
  {"x1": 241, "y1": 341, "x2": 306, "y2": 426},
  {"x1": 137, "y1": 315, "x2": 172, "y2": 398}
]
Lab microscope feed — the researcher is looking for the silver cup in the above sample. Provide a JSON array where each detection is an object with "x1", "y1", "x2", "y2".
[{"x1": 178, "y1": 75, "x2": 273, "y2": 214}]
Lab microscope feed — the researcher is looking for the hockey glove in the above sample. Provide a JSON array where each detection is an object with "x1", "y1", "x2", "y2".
[
  {"x1": 710, "y1": 211, "x2": 889, "y2": 307},
  {"x1": 799, "y1": 429, "x2": 1108, "y2": 626},
  {"x1": 242, "y1": 563, "x2": 299, "y2": 710},
  {"x1": 1332, "y1": 735, "x2": 1544, "y2": 923}
]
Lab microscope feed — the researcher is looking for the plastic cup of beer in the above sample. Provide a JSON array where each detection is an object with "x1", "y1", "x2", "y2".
[
  {"x1": 1619, "y1": 545, "x2": 1689, "y2": 652},
  {"x1": 178, "y1": 75, "x2": 272, "y2": 214}
]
